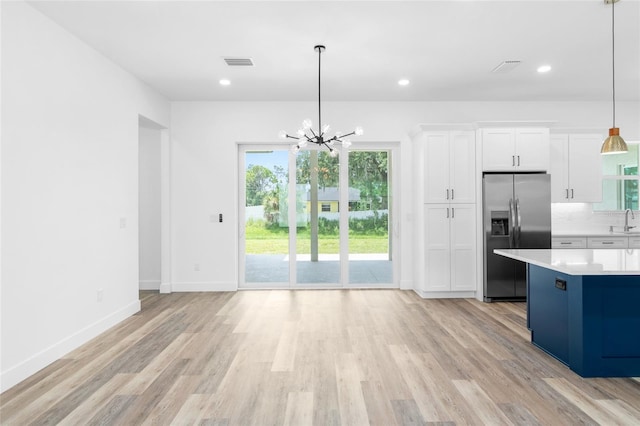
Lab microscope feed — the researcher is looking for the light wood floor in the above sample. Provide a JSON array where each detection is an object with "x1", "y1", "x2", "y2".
[{"x1": 2, "y1": 290, "x2": 639, "y2": 425}]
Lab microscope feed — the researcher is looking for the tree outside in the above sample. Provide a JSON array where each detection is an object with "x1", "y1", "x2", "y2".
[{"x1": 245, "y1": 151, "x2": 389, "y2": 255}]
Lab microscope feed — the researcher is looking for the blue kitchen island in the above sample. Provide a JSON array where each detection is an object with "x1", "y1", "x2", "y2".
[{"x1": 495, "y1": 248, "x2": 640, "y2": 378}]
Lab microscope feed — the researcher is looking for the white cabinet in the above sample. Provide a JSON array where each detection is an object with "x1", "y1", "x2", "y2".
[
  {"x1": 482, "y1": 128, "x2": 550, "y2": 172},
  {"x1": 423, "y1": 131, "x2": 476, "y2": 204},
  {"x1": 550, "y1": 134, "x2": 603, "y2": 203},
  {"x1": 587, "y1": 237, "x2": 628, "y2": 248},
  {"x1": 424, "y1": 204, "x2": 476, "y2": 292},
  {"x1": 552, "y1": 237, "x2": 587, "y2": 248},
  {"x1": 629, "y1": 236, "x2": 640, "y2": 248}
]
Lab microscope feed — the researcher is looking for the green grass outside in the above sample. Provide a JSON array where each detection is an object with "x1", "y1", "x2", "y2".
[{"x1": 245, "y1": 221, "x2": 388, "y2": 254}]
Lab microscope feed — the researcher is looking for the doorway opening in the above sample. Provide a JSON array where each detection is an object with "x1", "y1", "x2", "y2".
[{"x1": 138, "y1": 115, "x2": 169, "y2": 292}]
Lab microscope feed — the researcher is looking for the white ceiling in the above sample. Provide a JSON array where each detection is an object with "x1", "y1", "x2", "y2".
[{"x1": 27, "y1": 0, "x2": 640, "y2": 102}]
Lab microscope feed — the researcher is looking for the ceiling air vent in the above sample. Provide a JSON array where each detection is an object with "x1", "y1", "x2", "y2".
[
  {"x1": 223, "y1": 57, "x2": 254, "y2": 67},
  {"x1": 491, "y1": 60, "x2": 521, "y2": 73}
]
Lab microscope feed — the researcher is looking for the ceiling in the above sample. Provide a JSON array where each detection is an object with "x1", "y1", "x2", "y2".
[{"x1": 26, "y1": 0, "x2": 640, "y2": 102}]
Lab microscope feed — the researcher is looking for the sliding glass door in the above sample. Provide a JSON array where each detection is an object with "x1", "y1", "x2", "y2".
[
  {"x1": 347, "y1": 150, "x2": 392, "y2": 285},
  {"x1": 241, "y1": 148, "x2": 290, "y2": 286},
  {"x1": 239, "y1": 144, "x2": 396, "y2": 288}
]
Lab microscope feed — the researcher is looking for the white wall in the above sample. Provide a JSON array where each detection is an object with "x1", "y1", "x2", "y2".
[
  {"x1": 1, "y1": 1, "x2": 170, "y2": 391},
  {"x1": 171, "y1": 101, "x2": 640, "y2": 292},
  {"x1": 139, "y1": 125, "x2": 162, "y2": 290}
]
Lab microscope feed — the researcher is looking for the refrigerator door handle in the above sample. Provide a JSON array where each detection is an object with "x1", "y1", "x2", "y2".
[
  {"x1": 509, "y1": 198, "x2": 515, "y2": 248},
  {"x1": 515, "y1": 198, "x2": 522, "y2": 247}
]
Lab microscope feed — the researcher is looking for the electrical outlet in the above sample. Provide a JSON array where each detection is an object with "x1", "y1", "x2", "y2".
[
  {"x1": 97, "y1": 288, "x2": 104, "y2": 302},
  {"x1": 194, "y1": 263, "x2": 200, "y2": 272}
]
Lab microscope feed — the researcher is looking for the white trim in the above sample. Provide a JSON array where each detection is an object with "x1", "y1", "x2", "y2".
[
  {"x1": 160, "y1": 128, "x2": 172, "y2": 293},
  {"x1": 139, "y1": 280, "x2": 160, "y2": 290},
  {"x1": 413, "y1": 289, "x2": 476, "y2": 299},
  {"x1": 172, "y1": 281, "x2": 237, "y2": 292},
  {"x1": 0, "y1": 300, "x2": 140, "y2": 392}
]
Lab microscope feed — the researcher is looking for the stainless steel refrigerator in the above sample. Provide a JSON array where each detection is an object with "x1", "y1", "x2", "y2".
[{"x1": 483, "y1": 173, "x2": 551, "y2": 302}]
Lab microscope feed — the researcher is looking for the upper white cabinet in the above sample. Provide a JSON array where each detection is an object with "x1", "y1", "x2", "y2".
[
  {"x1": 423, "y1": 131, "x2": 476, "y2": 203},
  {"x1": 549, "y1": 133, "x2": 603, "y2": 203},
  {"x1": 482, "y1": 128, "x2": 550, "y2": 172}
]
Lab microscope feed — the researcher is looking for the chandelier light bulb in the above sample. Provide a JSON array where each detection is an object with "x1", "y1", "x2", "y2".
[
  {"x1": 342, "y1": 139, "x2": 352, "y2": 148},
  {"x1": 329, "y1": 149, "x2": 339, "y2": 158},
  {"x1": 302, "y1": 119, "x2": 313, "y2": 130},
  {"x1": 278, "y1": 130, "x2": 288, "y2": 139},
  {"x1": 355, "y1": 126, "x2": 364, "y2": 136},
  {"x1": 296, "y1": 129, "x2": 306, "y2": 137},
  {"x1": 322, "y1": 124, "x2": 331, "y2": 134},
  {"x1": 298, "y1": 139, "x2": 308, "y2": 148}
]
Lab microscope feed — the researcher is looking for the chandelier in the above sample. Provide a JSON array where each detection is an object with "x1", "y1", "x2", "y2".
[{"x1": 279, "y1": 45, "x2": 363, "y2": 157}]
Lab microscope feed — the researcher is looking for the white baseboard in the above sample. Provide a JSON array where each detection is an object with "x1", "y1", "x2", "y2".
[
  {"x1": 159, "y1": 282, "x2": 172, "y2": 294},
  {"x1": 171, "y1": 281, "x2": 237, "y2": 292},
  {"x1": 0, "y1": 300, "x2": 140, "y2": 393},
  {"x1": 139, "y1": 279, "x2": 160, "y2": 290},
  {"x1": 413, "y1": 289, "x2": 476, "y2": 299},
  {"x1": 400, "y1": 279, "x2": 413, "y2": 290}
]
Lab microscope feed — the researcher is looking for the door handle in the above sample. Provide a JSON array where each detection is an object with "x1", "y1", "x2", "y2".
[
  {"x1": 566, "y1": 188, "x2": 569, "y2": 199},
  {"x1": 451, "y1": 189, "x2": 454, "y2": 200},
  {"x1": 571, "y1": 189, "x2": 574, "y2": 199},
  {"x1": 508, "y1": 199, "x2": 515, "y2": 248},
  {"x1": 517, "y1": 155, "x2": 520, "y2": 166},
  {"x1": 512, "y1": 156, "x2": 515, "y2": 166},
  {"x1": 452, "y1": 207, "x2": 455, "y2": 218},
  {"x1": 446, "y1": 189, "x2": 449, "y2": 200},
  {"x1": 446, "y1": 207, "x2": 449, "y2": 218},
  {"x1": 515, "y1": 198, "x2": 522, "y2": 248}
]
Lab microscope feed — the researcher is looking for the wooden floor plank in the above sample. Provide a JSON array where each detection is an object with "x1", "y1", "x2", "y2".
[{"x1": 2, "y1": 290, "x2": 639, "y2": 425}]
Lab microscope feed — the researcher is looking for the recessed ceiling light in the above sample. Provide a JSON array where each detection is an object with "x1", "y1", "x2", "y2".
[
  {"x1": 219, "y1": 79, "x2": 231, "y2": 86},
  {"x1": 537, "y1": 65, "x2": 551, "y2": 73},
  {"x1": 398, "y1": 79, "x2": 410, "y2": 86}
]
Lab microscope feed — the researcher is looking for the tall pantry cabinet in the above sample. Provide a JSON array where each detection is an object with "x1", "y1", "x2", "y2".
[{"x1": 412, "y1": 125, "x2": 477, "y2": 297}]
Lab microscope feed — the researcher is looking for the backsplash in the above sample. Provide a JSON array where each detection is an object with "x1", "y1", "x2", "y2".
[{"x1": 552, "y1": 203, "x2": 640, "y2": 234}]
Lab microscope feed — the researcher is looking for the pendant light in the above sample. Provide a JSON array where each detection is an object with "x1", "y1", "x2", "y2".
[
  {"x1": 279, "y1": 45, "x2": 363, "y2": 157},
  {"x1": 601, "y1": 0, "x2": 628, "y2": 155}
]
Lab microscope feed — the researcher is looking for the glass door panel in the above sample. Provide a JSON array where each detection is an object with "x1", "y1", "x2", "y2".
[
  {"x1": 243, "y1": 149, "x2": 290, "y2": 285},
  {"x1": 348, "y1": 150, "x2": 392, "y2": 284},
  {"x1": 295, "y1": 150, "x2": 340, "y2": 284}
]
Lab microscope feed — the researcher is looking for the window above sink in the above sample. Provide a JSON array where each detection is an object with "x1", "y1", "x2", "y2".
[{"x1": 593, "y1": 142, "x2": 639, "y2": 212}]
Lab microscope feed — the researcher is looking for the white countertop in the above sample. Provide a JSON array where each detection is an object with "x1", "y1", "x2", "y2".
[{"x1": 494, "y1": 249, "x2": 640, "y2": 275}]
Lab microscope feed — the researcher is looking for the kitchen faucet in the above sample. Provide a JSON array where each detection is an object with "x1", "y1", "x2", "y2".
[{"x1": 624, "y1": 209, "x2": 635, "y2": 232}]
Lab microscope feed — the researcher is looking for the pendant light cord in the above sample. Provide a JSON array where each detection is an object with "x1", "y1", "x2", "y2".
[
  {"x1": 612, "y1": 0, "x2": 616, "y2": 128},
  {"x1": 318, "y1": 47, "x2": 322, "y2": 135}
]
